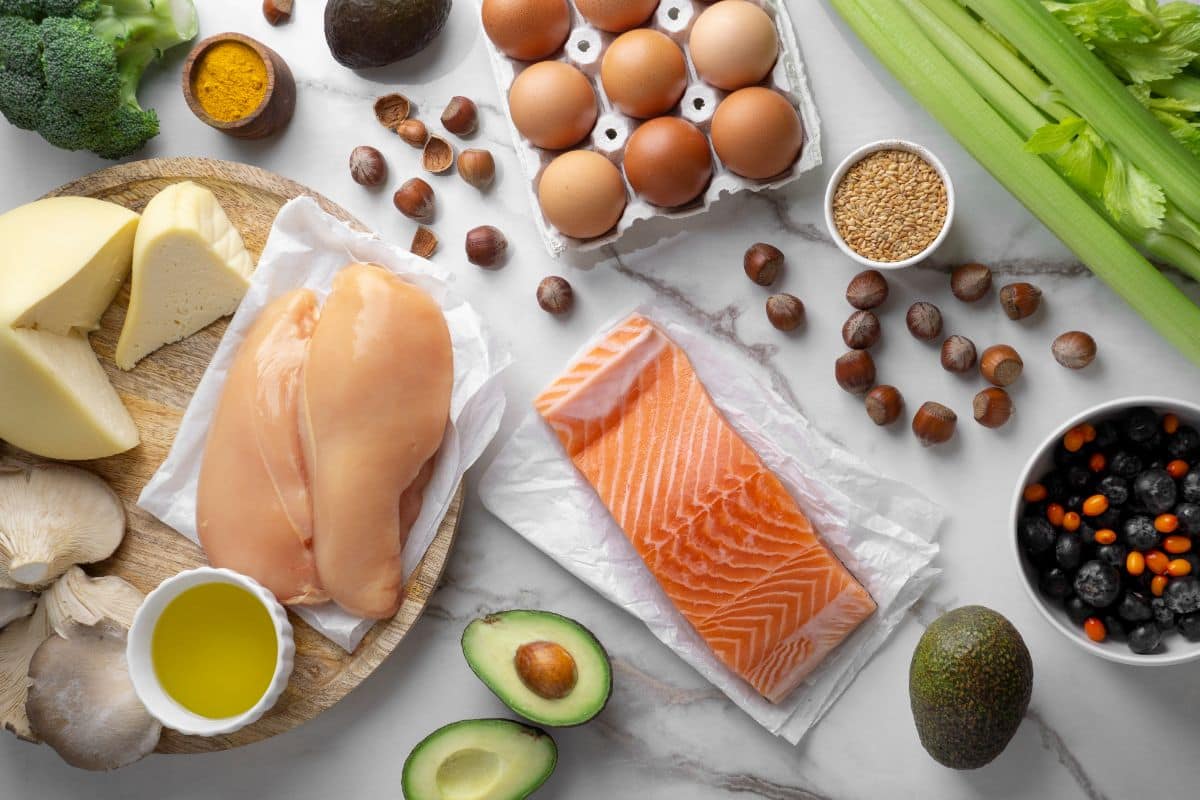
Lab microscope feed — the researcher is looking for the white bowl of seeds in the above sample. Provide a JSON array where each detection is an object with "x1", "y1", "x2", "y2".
[{"x1": 824, "y1": 139, "x2": 954, "y2": 270}]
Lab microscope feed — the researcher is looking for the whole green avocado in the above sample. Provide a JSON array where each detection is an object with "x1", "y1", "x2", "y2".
[
  {"x1": 909, "y1": 605, "x2": 1033, "y2": 770},
  {"x1": 325, "y1": 0, "x2": 451, "y2": 68}
]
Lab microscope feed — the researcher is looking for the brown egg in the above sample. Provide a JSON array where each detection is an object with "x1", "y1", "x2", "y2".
[
  {"x1": 482, "y1": 0, "x2": 572, "y2": 61},
  {"x1": 624, "y1": 117, "x2": 712, "y2": 207},
  {"x1": 509, "y1": 62, "x2": 598, "y2": 150},
  {"x1": 711, "y1": 87, "x2": 803, "y2": 179},
  {"x1": 538, "y1": 150, "x2": 627, "y2": 239},
  {"x1": 575, "y1": 0, "x2": 659, "y2": 32},
  {"x1": 689, "y1": 0, "x2": 779, "y2": 90},
  {"x1": 600, "y1": 29, "x2": 687, "y2": 119}
]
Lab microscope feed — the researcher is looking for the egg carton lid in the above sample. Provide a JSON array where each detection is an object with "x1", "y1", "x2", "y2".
[{"x1": 479, "y1": 0, "x2": 823, "y2": 257}]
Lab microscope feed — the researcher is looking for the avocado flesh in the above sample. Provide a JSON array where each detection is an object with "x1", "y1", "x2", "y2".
[
  {"x1": 909, "y1": 605, "x2": 1033, "y2": 770},
  {"x1": 462, "y1": 610, "x2": 612, "y2": 727},
  {"x1": 402, "y1": 719, "x2": 557, "y2": 800},
  {"x1": 325, "y1": 0, "x2": 452, "y2": 68}
]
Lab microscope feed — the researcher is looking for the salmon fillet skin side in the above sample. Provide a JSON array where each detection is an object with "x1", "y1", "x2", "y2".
[{"x1": 535, "y1": 314, "x2": 877, "y2": 702}]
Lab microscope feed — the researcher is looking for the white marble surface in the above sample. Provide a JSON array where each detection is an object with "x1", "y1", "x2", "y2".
[{"x1": 2, "y1": 1, "x2": 1199, "y2": 797}]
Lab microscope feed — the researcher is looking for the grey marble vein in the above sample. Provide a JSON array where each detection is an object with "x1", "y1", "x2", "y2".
[{"x1": 612, "y1": 657, "x2": 727, "y2": 707}]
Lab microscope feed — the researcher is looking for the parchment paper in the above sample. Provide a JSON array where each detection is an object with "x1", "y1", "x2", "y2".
[
  {"x1": 139, "y1": 197, "x2": 510, "y2": 652},
  {"x1": 478, "y1": 305, "x2": 942, "y2": 743}
]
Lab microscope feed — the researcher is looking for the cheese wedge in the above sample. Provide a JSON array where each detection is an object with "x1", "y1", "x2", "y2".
[
  {"x1": 0, "y1": 197, "x2": 140, "y2": 460},
  {"x1": 115, "y1": 181, "x2": 254, "y2": 370}
]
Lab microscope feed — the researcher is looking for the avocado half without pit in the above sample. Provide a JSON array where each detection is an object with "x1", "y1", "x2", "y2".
[
  {"x1": 462, "y1": 610, "x2": 613, "y2": 727},
  {"x1": 402, "y1": 719, "x2": 557, "y2": 800}
]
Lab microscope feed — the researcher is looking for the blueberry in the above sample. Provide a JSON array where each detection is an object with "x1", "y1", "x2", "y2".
[
  {"x1": 1097, "y1": 543, "x2": 1127, "y2": 567},
  {"x1": 1182, "y1": 472, "x2": 1200, "y2": 504},
  {"x1": 1065, "y1": 595, "x2": 1094, "y2": 626},
  {"x1": 1065, "y1": 494, "x2": 1083, "y2": 512},
  {"x1": 1092, "y1": 507, "x2": 1121, "y2": 531},
  {"x1": 1127, "y1": 623, "x2": 1162, "y2": 654},
  {"x1": 1020, "y1": 516, "x2": 1056, "y2": 554},
  {"x1": 1094, "y1": 420, "x2": 1120, "y2": 449},
  {"x1": 1066, "y1": 465, "x2": 1092, "y2": 491},
  {"x1": 1117, "y1": 591, "x2": 1153, "y2": 622},
  {"x1": 1054, "y1": 446, "x2": 1081, "y2": 468},
  {"x1": 1152, "y1": 597, "x2": 1175, "y2": 628},
  {"x1": 1177, "y1": 612, "x2": 1200, "y2": 641},
  {"x1": 1134, "y1": 469, "x2": 1177, "y2": 514},
  {"x1": 1074, "y1": 560, "x2": 1121, "y2": 607},
  {"x1": 1110, "y1": 451, "x2": 1143, "y2": 478},
  {"x1": 1175, "y1": 503, "x2": 1200, "y2": 536},
  {"x1": 1167, "y1": 426, "x2": 1200, "y2": 460},
  {"x1": 1055, "y1": 533, "x2": 1082, "y2": 570},
  {"x1": 1078, "y1": 522, "x2": 1097, "y2": 544},
  {"x1": 1105, "y1": 615, "x2": 1128, "y2": 641},
  {"x1": 1124, "y1": 407, "x2": 1158, "y2": 443},
  {"x1": 1165, "y1": 576, "x2": 1200, "y2": 614},
  {"x1": 1043, "y1": 472, "x2": 1068, "y2": 499},
  {"x1": 1123, "y1": 515, "x2": 1159, "y2": 551},
  {"x1": 1097, "y1": 475, "x2": 1130, "y2": 506},
  {"x1": 1040, "y1": 567, "x2": 1072, "y2": 599}
]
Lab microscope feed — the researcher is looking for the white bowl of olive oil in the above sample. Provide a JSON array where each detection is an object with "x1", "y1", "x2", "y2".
[{"x1": 127, "y1": 567, "x2": 295, "y2": 737}]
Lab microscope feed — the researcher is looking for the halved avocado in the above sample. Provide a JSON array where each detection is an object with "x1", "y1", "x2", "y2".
[
  {"x1": 402, "y1": 719, "x2": 557, "y2": 800},
  {"x1": 462, "y1": 610, "x2": 612, "y2": 727}
]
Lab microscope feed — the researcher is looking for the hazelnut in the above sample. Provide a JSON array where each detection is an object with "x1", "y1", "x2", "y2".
[
  {"x1": 906, "y1": 301, "x2": 943, "y2": 341},
  {"x1": 396, "y1": 119, "x2": 428, "y2": 148},
  {"x1": 865, "y1": 385, "x2": 903, "y2": 426},
  {"x1": 458, "y1": 148, "x2": 496, "y2": 190},
  {"x1": 912, "y1": 401, "x2": 957, "y2": 446},
  {"x1": 262, "y1": 0, "x2": 292, "y2": 25},
  {"x1": 980, "y1": 344, "x2": 1023, "y2": 386},
  {"x1": 999, "y1": 282, "x2": 1042, "y2": 320},
  {"x1": 537, "y1": 276, "x2": 574, "y2": 314},
  {"x1": 393, "y1": 178, "x2": 435, "y2": 222},
  {"x1": 514, "y1": 640, "x2": 578, "y2": 700},
  {"x1": 349, "y1": 145, "x2": 386, "y2": 186},
  {"x1": 422, "y1": 135, "x2": 454, "y2": 174},
  {"x1": 744, "y1": 243, "x2": 784, "y2": 286},
  {"x1": 973, "y1": 387, "x2": 1013, "y2": 428},
  {"x1": 1051, "y1": 331, "x2": 1097, "y2": 369},
  {"x1": 466, "y1": 225, "x2": 507, "y2": 268},
  {"x1": 950, "y1": 263, "x2": 992, "y2": 302},
  {"x1": 766, "y1": 293, "x2": 804, "y2": 331},
  {"x1": 842, "y1": 310, "x2": 880, "y2": 349},
  {"x1": 846, "y1": 269, "x2": 889, "y2": 309},
  {"x1": 939, "y1": 334, "x2": 977, "y2": 373},
  {"x1": 374, "y1": 93, "x2": 411, "y2": 129},
  {"x1": 410, "y1": 226, "x2": 438, "y2": 259},
  {"x1": 835, "y1": 350, "x2": 876, "y2": 395},
  {"x1": 441, "y1": 96, "x2": 479, "y2": 136}
]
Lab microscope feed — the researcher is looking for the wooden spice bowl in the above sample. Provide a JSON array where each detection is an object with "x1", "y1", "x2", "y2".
[{"x1": 182, "y1": 32, "x2": 296, "y2": 140}]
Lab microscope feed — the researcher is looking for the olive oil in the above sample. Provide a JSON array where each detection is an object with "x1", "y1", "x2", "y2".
[{"x1": 151, "y1": 582, "x2": 278, "y2": 719}]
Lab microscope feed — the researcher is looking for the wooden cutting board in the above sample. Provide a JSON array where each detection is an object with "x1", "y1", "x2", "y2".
[{"x1": 0, "y1": 157, "x2": 461, "y2": 754}]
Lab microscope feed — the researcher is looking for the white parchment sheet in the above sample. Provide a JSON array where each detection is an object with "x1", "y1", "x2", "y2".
[
  {"x1": 140, "y1": 197, "x2": 510, "y2": 652},
  {"x1": 479, "y1": 305, "x2": 942, "y2": 743}
]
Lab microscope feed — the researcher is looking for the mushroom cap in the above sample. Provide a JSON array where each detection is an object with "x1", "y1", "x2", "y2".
[
  {"x1": 0, "y1": 464, "x2": 125, "y2": 587},
  {"x1": 42, "y1": 566, "x2": 142, "y2": 637},
  {"x1": 0, "y1": 602, "x2": 50, "y2": 741},
  {"x1": 0, "y1": 588, "x2": 35, "y2": 631}
]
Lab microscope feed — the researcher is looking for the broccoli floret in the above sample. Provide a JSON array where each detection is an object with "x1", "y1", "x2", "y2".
[
  {"x1": 40, "y1": 16, "x2": 119, "y2": 114},
  {"x1": 0, "y1": 70, "x2": 41, "y2": 128},
  {"x1": 0, "y1": 15, "x2": 41, "y2": 73}
]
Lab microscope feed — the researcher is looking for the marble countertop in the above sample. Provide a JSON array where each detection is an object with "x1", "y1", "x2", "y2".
[{"x1": 3, "y1": 1, "x2": 1199, "y2": 797}]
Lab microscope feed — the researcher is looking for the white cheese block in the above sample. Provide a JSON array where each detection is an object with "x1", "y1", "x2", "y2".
[
  {"x1": 0, "y1": 197, "x2": 140, "y2": 460},
  {"x1": 115, "y1": 181, "x2": 254, "y2": 370}
]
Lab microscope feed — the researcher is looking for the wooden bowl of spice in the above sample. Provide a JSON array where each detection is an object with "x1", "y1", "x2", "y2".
[
  {"x1": 824, "y1": 140, "x2": 954, "y2": 270},
  {"x1": 182, "y1": 32, "x2": 296, "y2": 140}
]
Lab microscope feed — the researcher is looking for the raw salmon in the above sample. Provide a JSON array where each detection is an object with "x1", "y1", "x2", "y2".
[{"x1": 535, "y1": 314, "x2": 876, "y2": 702}]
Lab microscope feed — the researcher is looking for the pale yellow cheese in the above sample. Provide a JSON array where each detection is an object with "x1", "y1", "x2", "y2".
[
  {"x1": 115, "y1": 182, "x2": 254, "y2": 370},
  {"x1": 0, "y1": 197, "x2": 141, "y2": 460}
]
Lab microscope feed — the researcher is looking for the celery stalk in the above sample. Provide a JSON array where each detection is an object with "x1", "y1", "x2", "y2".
[{"x1": 829, "y1": 0, "x2": 1200, "y2": 364}]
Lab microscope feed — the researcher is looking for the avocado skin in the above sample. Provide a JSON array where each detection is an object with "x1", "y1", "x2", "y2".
[
  {"x1": 909, "y1": 605, "x2": 1033, "y2": 770},
  {"x1": 325, "y1": 0, "x2": 452, "y2": 68}
]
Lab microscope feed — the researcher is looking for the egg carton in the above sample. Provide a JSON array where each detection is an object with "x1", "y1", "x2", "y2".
[{"x1": 479, "y1": 0, "x2": 823, "y2": 257}]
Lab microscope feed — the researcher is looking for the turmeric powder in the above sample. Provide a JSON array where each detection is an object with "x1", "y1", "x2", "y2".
[{"x1": 192, "y1": 41, "x2": 268, "y2": 122}]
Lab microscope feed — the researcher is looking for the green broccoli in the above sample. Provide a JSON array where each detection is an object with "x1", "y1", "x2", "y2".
[{"x1": 0, "y1": 0, "x2": 196, "y2": 159}]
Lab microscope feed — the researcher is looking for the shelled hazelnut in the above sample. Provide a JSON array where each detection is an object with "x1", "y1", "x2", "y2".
[
  {"x1": 466, "y1": 225, "x2": 508, "y2": 267},
  {"x1": 458, "y1": 149, "x2": 496, "y2": 190},
  {"x1": 842, "y1": 310, "x2": 880, "y2": 349},
  {"x1": 906, "y1": 301, "x2": 943, "y2": 341},
  {"x1": 537, "y1": 276, "x2": 574, "y2": 314},
  {"x1": 835, "y1": 350, "x2": 876, "y2": 395},
  {"x1": 441, "y1": 96, "x2": 479, "y2": 136},
  {"x1": 393, "y1": 178, "x2": 435, "y2": 222},
  {"x1": 999, "y1": 282, "x2": 1042, "y2": 320},
  {"x1": 349, "y1": 146, "x2": 386, "y2": 186},
  {"x1": 973, "y1": 387, "x2": 1013, "y2": 428},
  {"x1": 912, "y1": 402, "x2": 957, "y2": 446},
  {"x1": 1051, "y1": 331, "x2": 1097, "y2": 369},
  {"x1": 980, "y1": 344, "x2": 1023, "y2": 386},
  {"x1": 865, "y1": 385, "x2": 903, "y2": 426},
  {"x1": 744, "y1": 243, "x2": 784, "y2": 286},
  {"x1": 397, "y1": 119, "x2": 429, "y2": 148},
  {"x1": 846, "y1": 269, "x2": 889, "y2": 310},
  {"x1": 940, "y1": 335, "x2": 977, "y2": 373},
  {"x1": 766, "y1": 293, "x2": 805, "y2": 331},
  {"x1": 950, "y1": 262, "x2": 992, "y2": 302}
]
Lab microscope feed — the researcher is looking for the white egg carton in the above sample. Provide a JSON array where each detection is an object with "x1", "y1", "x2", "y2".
[{"x1": 478, "y1": 0, "x2": 823, "y2": 257}]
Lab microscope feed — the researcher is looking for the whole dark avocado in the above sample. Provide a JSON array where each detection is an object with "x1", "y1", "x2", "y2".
[
  {"x1": 325, "y1": 0, "x2": 452, "y2": 68},
  {"x1": 909, "y1": 606, "x2": 1033, "y2": 770}
]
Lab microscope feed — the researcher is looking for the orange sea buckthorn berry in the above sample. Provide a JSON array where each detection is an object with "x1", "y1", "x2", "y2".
[
  {"x1": 1167, "y1": 459, "x2": 1190, "y2": 479},
  {"x1": 1126, "y1": 551, "x2": 1146, "y2": 576},
  {"x1": 1164, "y1": 413, "x2": 1180, "y2": 434},
  {"x1": 1146, "y1": 550, "x2": 1170, "y2": 575},
  {"x1": 1063, "y1": 428, "x2": 1085, "y2": 452},
  {"x1": 1082, "y1": 495, "x2": 1109, "y2": 516},
  {"x1": 1164, "y1": 535, "x2": 1193, "y2": 554},
  {"x1": 1089, "y1": 453, "x2": 1106, "y2": 473},
  {"x1": 1080, "y1": 423, "x2": 1097, "y2": 443},
  {"x1": 1155, "y1": 514, "x2": 1179, "y2": 534},
  {"x1": 1047, "y1": 503, "x2": 1066, "y2": 526},
  {"x1": 1084, "y1": 617, "x2": 1106, "y2": 642},
  {"x1": 1062, "y1": 512, "x2": 1081, "y2": 532},
  {"x1": 1169, "y1": 558, "x2": 1193, "y2": 577},
  {"x1": 1023, "y1": 483, "x2": 1048, "y2": 503},
  {"x1": 1151, "y1": 575, "x2": 1169, "y2": 597},
  {"x1": 1095, "y1": 528, "x2": 1117, "y2": 545}
]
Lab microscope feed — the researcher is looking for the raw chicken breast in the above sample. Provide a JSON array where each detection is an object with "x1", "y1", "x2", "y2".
[
  {"x1": 302, "y1": 263, "x2": 453, "y2": 619},
  {"x1": 197, "y1": 289, "x2": 326, "y2": 605}
]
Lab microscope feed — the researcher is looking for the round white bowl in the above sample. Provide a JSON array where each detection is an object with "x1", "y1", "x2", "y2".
[
  {"x1": 127, "y1": 567, "x2": 295, "y2": 736},
  {"x1": 1011, "y1": 395, "x2": 1200, "y2": 667},
  {"x1": 823, "y1": 139, "x2": 955, "y2": 270}
]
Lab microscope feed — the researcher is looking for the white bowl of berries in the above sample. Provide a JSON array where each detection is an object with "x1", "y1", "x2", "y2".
[{"x1": 1011, "y1": 396, "x2": 1200, "y2": 666}]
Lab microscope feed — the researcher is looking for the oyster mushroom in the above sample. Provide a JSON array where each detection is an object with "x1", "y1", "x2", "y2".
[
  {"x1": 0, "y1": 464, "x2": 125, "y2": 587},
  {"x1": 0, "y1": 602, "x2": 50, "y2": 740},
  {"x1": 0, "y1": 588, "x2": 35, "y2": 630},
  {"x1": 41, "y1": 566, "x2": 143, "y2": 635}
]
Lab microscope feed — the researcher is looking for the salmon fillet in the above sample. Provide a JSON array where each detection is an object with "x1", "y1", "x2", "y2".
[{"x1": 535, "y1": 314, "x2": 876, "y2": 702}]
